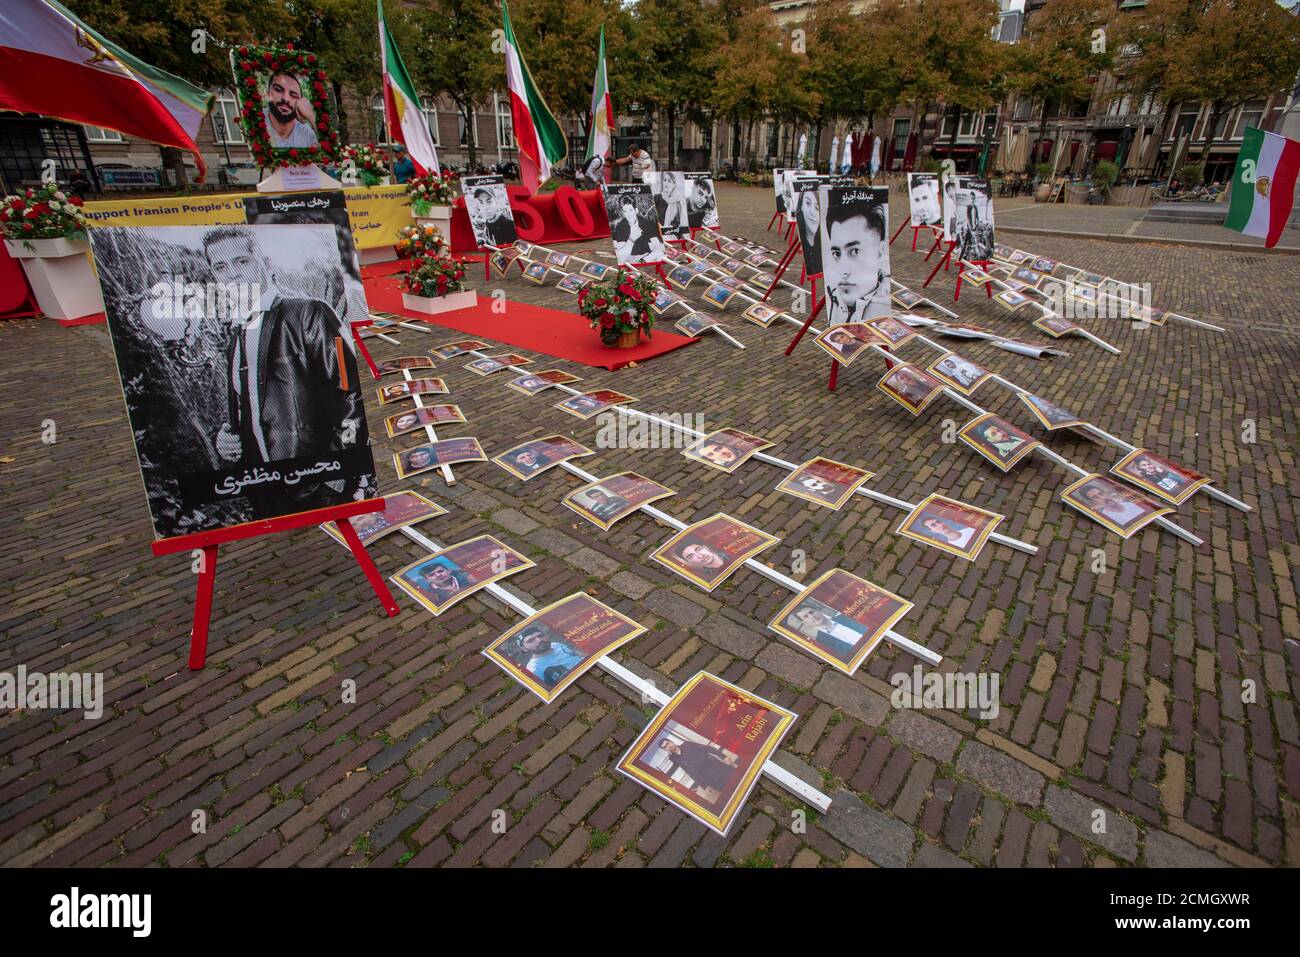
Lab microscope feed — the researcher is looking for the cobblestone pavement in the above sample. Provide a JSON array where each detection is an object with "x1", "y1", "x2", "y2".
[{"x1": 1, "y1": 182, "x2": 1297, "y2": 868}]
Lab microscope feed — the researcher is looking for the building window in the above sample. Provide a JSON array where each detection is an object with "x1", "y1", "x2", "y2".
[
  {"x1": 1234, "y1": 100, "x2": 1265, "y2": 139},
  {"x1": 210, "y1": 90, "x2": 244, "y2": 145},
  {"x1": 891, "y1": 118, "x2": 911, "y2": 163},
  {"x1": 496, "y1": 100, "x2": 514, "y2": 149},
  {"x1": 419, "y1": 96, "x2": 441, "y2": 146},
  {"x1": 766, "y1": 123, "x2": 779, "y2": 158},
  {"x1": 1013, "y1": 97, "x2": 1034, "y2": 121},
  {"x1": 84, "y1": 125, "x2": 123, "y2": 143},
  {"x1": 370, "y1": 94, "x2": 388, "y2": 142}
]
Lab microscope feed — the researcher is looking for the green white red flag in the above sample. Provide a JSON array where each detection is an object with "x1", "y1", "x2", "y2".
[
  {"x1": 501, "y1": 0, "x2": 567, "y2": 192},
  {"x1": 0, "y1": 0, "x2": 213, "y2": 180},
  {"x1": 1225, "y1": 126, "x2": 1300, "y2": 248},
  {"x1": 378, "y1": 0, "x2": 439, "y2": 176},
  {"x1": 585, "y1": 25, "x2": 614, "y2": 182}
]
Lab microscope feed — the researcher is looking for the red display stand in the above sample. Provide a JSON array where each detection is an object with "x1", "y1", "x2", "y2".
[
  {"x1": 152, "y1": 498, "x2": 398, "y2": 670},
  {"x1": 350, "y1": 319, "x2": 382, "y2": 379},
  {"x1": 922, "y1": 239, "x2": 958, "y2": 287},
  {"x1": 449, "y1": 185, "x2": 610, "y2": 254},
  {"x1": 0, "y1": 242, "x2": 39, "y2": 320}
]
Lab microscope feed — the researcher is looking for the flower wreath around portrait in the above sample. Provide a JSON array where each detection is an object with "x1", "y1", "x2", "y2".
[
  {"x1": 231, "y1": 44, "x2": 338, "y2": 169},
  {"x1": 577, "y1": 267, "x2": 658, "y2": 345}
]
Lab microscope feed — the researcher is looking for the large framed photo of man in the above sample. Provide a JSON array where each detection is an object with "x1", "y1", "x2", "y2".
[
  {"x1": 461, "y1": 175, "x2": 517, "y2": 248},
  {"x1": 651, "y1": 513, "x2": 779, "y2": 592},
  {"x1": 907, "y1": 172, "x2": 943, "y2": 228},
  {"x1": 876, "y1": 363, "x2": 945, "y2": 416},
  {"x1": 242, "y1": 190, "x2": 370, "y2": 327},
  {"x1": 1017, "y1": 392, "x2": 1086, "y2": 431},
  {"x1": 769, "y1": 569, "x2": 913, "y2": 675},
  {"x1": 553, "y1": 389, "x2": 636, "y2": 420},
  {"x1": 390, "y1": 535, "x2": 535, "y2": 616},
  {"x1": 684, "y1": 173, "x2": 720, "y2": 229},
  {"x1": 896, "y1": 493, "x2": 1004, "y2": 562},
  {"x1": 951, "y1": 177, "x2": 995, "y2": 261},
  {"x1": 87, "y1": 224, "x2": 376, "y2": 540},
  {"x1": 821, "y1": 186, "x2": 891, "y2": 324},
  {"x1": 483, "y1": 593, "x2": 647, "y2": 703},
  {"x1": 616, "y1": 671, "x2": 796, "y2": 836},
  {"x1": 230, "y1": 46, "x2": 336, "y2": 167},
  {"x1": 1060, "y1": 474, "x2": 1172, "y2": 539},
  {"x1": 602, "y1": 183, "x2": 665, "y2": 267},
  {"x1": 562, "y1": 472, "x2": 676, "y2": 531},
  {"x1": 926, "y1": 351, "x2": 991, "y2": 396}
]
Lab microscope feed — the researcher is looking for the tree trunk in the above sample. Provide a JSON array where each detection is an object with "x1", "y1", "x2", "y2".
[
  {"x1": 332, "y1": 80, "x2": 349, "y2": 144},
  {"x1": 1036, "y1": 99, "x2": 1050, "y2": 173},
  {"x1": 159, "y1": 146, "x2": 188, "y2": 187},
  {"x1": 813, "y1": 121, "x2": 823, "y2": 171},
  {"x1": 461, "y1": 103, "x2": 477, "y2": 168},
  {"x1": 1199, "y1": 98, "x2": 1225, "y2": 168}
]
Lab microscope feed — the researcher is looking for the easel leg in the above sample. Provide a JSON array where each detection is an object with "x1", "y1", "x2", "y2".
[
  {"x1": 762, "y1": 241, "x2": 799, "y2": 302},
  {"x1": 828, "y1": 359, "x2": 839, "y2": 392},
  {"x1": 783, "y1": 295, "x2": 825, "y2": 355},
  {"x1": 922, "y1": 246, "x2": 953, "y2": 288},
  {"x1": 767, "y1": 211, "x2": 779, "y2": 231},
  {"x1": 923, "y1": 234, "x2": 942, "y2": 261},
  {"x1": 336, "y1": 518, "x2": 400, "y2": 617},
  {"x1": 890, "y1": 215, "x2": 910, "y2": 245},
  {"x1": 354, "y1": 334, "x2": 381, "y2": 379},
  {"x1": 189, "y1": 545, "x2": 218, "y2": 670}
]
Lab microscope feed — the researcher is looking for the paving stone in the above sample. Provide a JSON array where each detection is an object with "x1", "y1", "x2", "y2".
[
  {"x1": 1042, "y1": 786, "x2": 1139, "y2": 863},
  {"x1": 955, "y1": 741, "x2": 1046, "y2": 806},
  {"x1": 888, "y1": 709, "x2": 962, "y2": 763},
  {"x1": 1143, "y1": 829, "x2": 1229, "y2": 868},
  {"x1": 819, "y1": 790, "x2": 916, "y2": 868}
]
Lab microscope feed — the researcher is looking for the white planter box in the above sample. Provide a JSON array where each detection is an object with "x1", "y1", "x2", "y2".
[
  {"x1": 412, "y1": 206, "x2": 451, "y2": 225},
  {"x1": 401, "y1": 289, "x2": 477, "y2": 315},
  {"x1": 359, "y1": 245, "x2": 399, "y2": 265},
  {"x1": 4, "y1": 236, "x2": 89, "y2": 259},
  {"x1": 4, "y1": 237, "x2": 103, "y2": 320}
]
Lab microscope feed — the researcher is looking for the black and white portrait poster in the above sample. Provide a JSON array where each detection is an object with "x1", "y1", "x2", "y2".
[
  {"x1": 461, "y1": 174, "x2": 518, "y2": 248},
  {"x1": 88, "y1": 224, "x2": 377, "y2": 540},
  {"x1": 243, "y1": 190, "x2": 371, "y2": 330},
  {"x1": 649, "y1": 171, "x2": 691, "y2": 238},
  {"x1": 820, "y1": 186, "x2": 891, "y2": 324},
  {"x1": 772, "y1": 168, "x2": 791, "y2": 214},
  {"x1": 907, "y1": 173, "x2": 942, "y2": 228},
  {"x1": 792, "y1": 177, "x2": 823, "y2": 278},
  {"x1": 684, "y1": 173, "x2": 720, "y2": 229},
  {"x1": 602, "y1": 183, "x2": 666, "y2": 267},
  {"x1": 950, "y1": 176, "x2": 995, "y2": 261}
]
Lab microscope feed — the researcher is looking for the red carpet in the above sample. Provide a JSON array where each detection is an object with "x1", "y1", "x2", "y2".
[{"x1": 363, "y1": 272, "x2": 698, "y2": 371}]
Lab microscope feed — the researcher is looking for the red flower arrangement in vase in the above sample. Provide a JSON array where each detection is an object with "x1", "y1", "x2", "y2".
[{"x1": 577, "y1": 266, "x2": 658, "y2": 348}]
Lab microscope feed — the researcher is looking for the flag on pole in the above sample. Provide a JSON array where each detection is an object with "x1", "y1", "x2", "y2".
[
  {"x1": 1224, "y1": 126, "x2": 1300, "y2": 248},
  {"x1": 378, "y1": 0, "x2": 439, "y2": 176},
  {"x1": 585, "y1": 25, "x2": 614, "y2": 183},
  {"x1": 501, "y1": 0, "x2": 567, "y2": 192},
  {"x1": 0, "y1": 0, "x2": 214, "y2": 180}
]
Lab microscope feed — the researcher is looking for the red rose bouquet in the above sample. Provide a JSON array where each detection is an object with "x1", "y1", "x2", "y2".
[{"x1": 577, "y1": 266, "x2": 657, "y2": 346}]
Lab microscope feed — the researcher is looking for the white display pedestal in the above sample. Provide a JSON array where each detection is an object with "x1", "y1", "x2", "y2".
[
  {"x1": 360, "y1": 246, "x2": 399, "y2": 265},
  {"x1": 4, "y1": 237, "x2": 103, "y2": 321},
  {"x1": 256, "y1": 164, "x2": 342, "y2": 193},
  {"x1": 412, "y1": 206, "x2": 451, "y2": 228},
  {"x1": 401, "y1": 289, "x2": 477, "y2": 315}
]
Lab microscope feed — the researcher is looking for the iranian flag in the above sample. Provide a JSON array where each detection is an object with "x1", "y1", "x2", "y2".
[
  {"x1": 501, "y1": 0, "x2": 567, "y2": 192},
  {"x1": 0, "y1": 0, "x2": 213, "y2": 180},
  {"x1": 378, "y1": 0, "x2": 438, "y2": 176},
  {"x1": 1225, "y1": 126, "x2": 1300, "y2": 248},
  {"x1": 585, "y1": 25, "x2": 614, "y2": 182}
]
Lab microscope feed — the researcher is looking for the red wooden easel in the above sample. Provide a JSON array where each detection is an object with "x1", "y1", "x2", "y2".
[
  {"x1": 152, "y1": 498, "x2": 399, "y2": 670},
  {"x1": 350, "y1": 319, "x2": 382, "y2": 380},
  {"x1": 922, "y1": 239, "x2": 959, "y2": 287},
  {"x1": 889, "y1": 215, "x2": 911, "y2": 245}
]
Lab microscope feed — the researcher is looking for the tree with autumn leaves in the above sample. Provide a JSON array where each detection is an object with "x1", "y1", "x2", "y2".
[{"x1": 66, "y1": 0, "x2": 1300, "y2": 182}]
